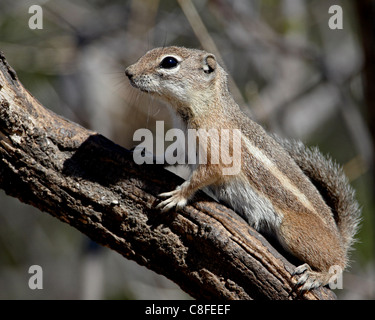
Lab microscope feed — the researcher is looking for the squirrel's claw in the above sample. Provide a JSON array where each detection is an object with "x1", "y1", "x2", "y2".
[
  {"x1": 156, "y1": 188, "x2": 188, "y2": 212},
  {"x1": 292, "y1": 263, "x2": 335, "y2": 291}
]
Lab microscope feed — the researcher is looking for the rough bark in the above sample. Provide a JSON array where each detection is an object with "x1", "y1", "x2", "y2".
[{"x1": 0, "y1": 51, "x2": 335, "y2": 300}]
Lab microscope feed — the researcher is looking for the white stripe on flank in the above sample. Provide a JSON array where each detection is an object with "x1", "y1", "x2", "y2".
[{"x1": 241, "y1": 135, "x2": 316, "y2": 214}]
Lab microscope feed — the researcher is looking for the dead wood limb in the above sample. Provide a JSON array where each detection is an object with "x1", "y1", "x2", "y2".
[{"x1": 0, "y1": 51, "x2": 335, "y2": 300}]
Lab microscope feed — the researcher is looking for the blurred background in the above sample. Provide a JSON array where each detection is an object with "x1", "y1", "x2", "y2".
[{"x1": 0, "y1": 0, "x2": 374, "y2": 299}]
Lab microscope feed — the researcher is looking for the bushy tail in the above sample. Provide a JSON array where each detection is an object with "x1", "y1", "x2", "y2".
[{"x1": 273, "y1": 135, "x2": 361, "y2": 254}]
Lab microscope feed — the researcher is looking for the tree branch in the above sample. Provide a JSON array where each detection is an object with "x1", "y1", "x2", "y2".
[{"x1": 0, "y1": 51, "x2": 335, "y2": 300}]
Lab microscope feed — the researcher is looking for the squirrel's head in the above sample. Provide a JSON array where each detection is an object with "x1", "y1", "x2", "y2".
[{"x1": 125, "y1": 46, "x2": 226, "y2": 108}]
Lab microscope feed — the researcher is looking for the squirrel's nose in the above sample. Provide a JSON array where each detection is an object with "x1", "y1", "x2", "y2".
[{"x1": 125, "y1": 67, "x2": 133, "y2": 79}]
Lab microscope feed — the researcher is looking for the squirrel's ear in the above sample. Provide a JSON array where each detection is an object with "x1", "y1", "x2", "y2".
[{"x1": 203, "y1": 54, "x2": 216, "y2": 74}]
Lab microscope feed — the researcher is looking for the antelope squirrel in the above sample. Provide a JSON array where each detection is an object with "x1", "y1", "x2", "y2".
[{"x1": 125, "y1": 46, "x2": 361, "y2": 291}]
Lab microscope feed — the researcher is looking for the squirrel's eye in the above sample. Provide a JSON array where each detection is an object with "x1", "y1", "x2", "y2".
[{"x1": 160, "y1": 56, "x2": 179, "y2": 69}]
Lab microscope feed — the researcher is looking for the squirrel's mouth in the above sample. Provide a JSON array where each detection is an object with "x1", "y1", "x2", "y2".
[
  {"x1": 127, "y1": 78, "x2": 140, "y2": 89},
  {"x1": 131, "y1": 82, "x2": 152, "y2": 93},
  {"x1": 127, "y1": 78, "x2": 145, "y2": 91},
  {"x1": 125, "y1": 68, "x2": 159, "y2": 94},
  {"x1": 127, "y1": 77, "x2": 157, "y2": 94}
]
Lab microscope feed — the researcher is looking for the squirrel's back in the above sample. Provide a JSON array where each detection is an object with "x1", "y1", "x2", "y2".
[{"x1": 275, "y1": 136, "x2": 361, "y2": 255}]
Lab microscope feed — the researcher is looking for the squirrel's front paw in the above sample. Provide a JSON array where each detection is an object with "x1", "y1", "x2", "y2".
[
  {"x1": 156, "y1": 187, "x2": 188, "y2": 212},
  {"x1": 292, "y1": 263, "x2": 334, "y2": 291}
]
